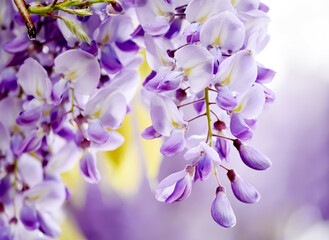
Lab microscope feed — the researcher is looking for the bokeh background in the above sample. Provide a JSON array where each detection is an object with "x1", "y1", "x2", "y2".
[{"x1": 58, "y1": 0, "x2": 329, "y2": 239}]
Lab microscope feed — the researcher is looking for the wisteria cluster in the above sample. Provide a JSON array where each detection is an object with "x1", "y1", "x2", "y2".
[
  {"x1": 0, "y1": 0, "x2": 275, "y2": 239},
  {"x1": 138, "y1": 0, "x2": 275, "y2": 228}
]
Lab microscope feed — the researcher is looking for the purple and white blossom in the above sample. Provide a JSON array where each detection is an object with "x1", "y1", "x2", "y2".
[
  {"x1": 0, "y1": 0, "x2": 275, "y2": 236},
  {"x1": 138, "y1": 0, "x2": 274, "y2": 228}
]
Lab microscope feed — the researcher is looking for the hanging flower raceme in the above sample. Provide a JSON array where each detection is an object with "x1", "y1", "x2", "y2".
[
  {"x1": 0, "y1": 0, "x2": 141, "y2": 238},
  {"x1": 138, "y1": 0, "x2": 275, "y2": 228}
]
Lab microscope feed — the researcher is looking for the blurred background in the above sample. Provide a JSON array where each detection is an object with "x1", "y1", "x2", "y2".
[{"x1": 58, "y1": 0, "x2": 329, "y2": 239}]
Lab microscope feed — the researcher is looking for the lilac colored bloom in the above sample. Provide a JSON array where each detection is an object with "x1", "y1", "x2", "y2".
[
  {"x1": 230, "y1": 113, "x2": 253, "y2": 140},
  {"x1": 155, "y1": 165, "x2": 195, "y2": 203},
  {"x1": 216, "y1": 86, "x2": 238, "y2": 111},
  {"x1": 256, "y1": 65, "x2": 276, "y2": 83},
  {"x1": 54, "y1": 50, "x2": 101, "y2": 95},
  {"x1": 141, "y1": 126, "x2": 162, "y2": 139},
  {"x1": 37, "y1": 211, "x2": 61, "y2": 238},
  {"x1": 227, "y1": 169, "x2": 260, "y2": 203},
  {"x1": 175, "y1": 45, "x2": 214, "y2": 92},
  {"x1": 214, "y1": 138, "x2": 231, "y2": 161},
  {"x1": 234, "y1": 139, "x2": 272, "y2": 170},
  {"x1": 145, "y1": 68, "x2": 183, "y2": 93},
  {"x1": 17, "y1": 58, "x2": 52, "y2": 102},
  {"x1": 160, "y1": 129, "x2": 186, "y2": 156},
  {"x1": 200, "y1": 11, "x2": 245, "y2": 53},
  {"x1": 100, "y1": 44, "x2": 123, "y2": 74},
  {"x1": 79, "y1": 152, "x2": 101, "y2": 184},
  {"x1": 150, "y1": 95, "x2": 187, "y2": 136},
  {"x1": 20, "y1": 203, "x2": 39, "y2": 230},
  {"x1": 211, "y1": 186, "x2": 236, "y2": 228},
  {"x1": 184, "y1": 142, "x2": 221, "y2": 181}
]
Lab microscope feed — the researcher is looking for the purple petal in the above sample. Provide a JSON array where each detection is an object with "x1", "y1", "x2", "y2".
[
  {"x1": 160, "y1": 130, "x2": 186, "y2": 157},
  {"x1": 87, "y1": 119, "x2": 110, "y2": 144},
  {"x1": 165, "y1": 178, "x2": 187, "y2": 203},
  {"x1": 54, "y1": 50, "x2": 100, "y2": 95},
  {"x1": 145, "y1": 69, "x2": 183, "y2": 93},
  {"x1": 21, "y1": 131, "x2": 44, "y2": 154},
  {"x1": 259, "y1": 2, "x2": 269, "y2": 12},
  {"x1": 100, "y1": 44, "x2": 123, "y2": 74},
  {"x1": 79, "y1": 152, "x2": 101, "y2": 184},
  {"x1": 150, "y1": 95, "x2": 187, "y2": 136},
  {"x1": 185, "y1": 0, "x2": 233, "y2": 23},
  {"x1": 125, "y1": 0, "x2": 147, "y2": 7},
  {"x1": 51, "y1": 78, "x2": 68, "y2": 105},
  {"x1": 20, "y1": 203, "x2": 38, "y2": 231},
  {"x1": 215, "y1": 50, "x2": 257, "y2": 95},
  {"x1": 230, "y1": 113, "x2": 253, "y2": 140},
  {"x1": 200, "y1": 11, "x2": 245, "y2": 52},
  {"x1": 18, "y1": 155, "x2": 43, "y2": 187},
  {"x1": 256, "y1": 65, "x2": 276, "y2": 83},
  {"x1": 16, "y1": 105, "x2": 42, "y2": 126},
  {"x1": 215, "y1": 138, "x2": 231, "y2": 161},
  {"x1": 216, "y1": 86, "x2": 238, "y2": 111},
  {"x1": 80, "y1": 40, "x2": 98, "y2": 56},
  {"x1": 99, "y1": 92, "x2": 127, "y2": 129},
  {"x1": 211, "y1": 186, "x2": 236, "y2": 228},
  {"x1": 164, "y1": 18, "x2": 182, "y2": 39},
  {"x1": 37, "y1": 211, "x2": 61, "y2": 238},
  {"x1": 2, "y1": 34, "x2": 30, "y2": 53},
  {"x1": 24, "y1": 181, "x2": 66, "y2": 211},
  {"x1": 200, "y1": 142, "x2": 221, "y2": 162},
  {"x1": 237, "y1": 83, "x2": 265, "y2": 119},
  {"x1": 115, "y1": 40, "x2": 139, "y2": 52},
  {"x1": 234, "y1": 140, "x2": 271, "y2": 170},
  {"x1": 0, "y1": 177, "x2": 11, "y2": 198},
  {"x1": 227, "y1": 169, "x2": 260, "y2": 203},
  {"x1": 234, "y1": 0, "x2": 260, "y2": 12},
  {"x1": 175, "y1": 45, "x2": 214, "y2": 93},
  {"x1": 90, "y1": 131, "x2": 124, "y2": 151},
  {"x1": 155, "y1": 169, "x2": 188, "y2": 202},
  {"x1": 17, "y1": 58, "x2": 52, "y2": 101},
  {"x1": 195, "y1": 154, "x2": 212, "y2": 181},
  {"x1": 141, "y1": 126, "x2": 162, "y2": 139}
]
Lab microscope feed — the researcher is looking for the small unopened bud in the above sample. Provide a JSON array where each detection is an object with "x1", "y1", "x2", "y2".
[
  {"x1": 167, "y1": 49, "x2": 175, "y2": 58},
  {"x1": 106, "y1": 1, "x2": 124, "y2": 15},
  {"x1": 211, "y1": 186, "x2": 236, "y2": 228},
  {"x1": 213, "y1": 120, "x2": 226, "y2": 131},
  {"x1": 175, "y1": 88, "x2": 187, "y2": 102},
  {"x1": 227, "y1": 169, "x2": 260, "y2": 204}
]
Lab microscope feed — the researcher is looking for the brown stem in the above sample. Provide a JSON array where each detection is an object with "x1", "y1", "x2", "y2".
[{"x1": 13, "y1": 0, "x2": 36, "y2": 40}]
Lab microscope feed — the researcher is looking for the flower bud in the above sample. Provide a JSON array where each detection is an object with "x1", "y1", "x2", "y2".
[
  {"x1": 211, "y1": 186, "x2": 236, "y2": 228},
  {"x1": 155, "y1": 165, "x2": 194, "y2": 203},
  {"x1": 234, "y1": 139, "x2": 271, "y2": 170},
  {"x1": 227, "y1": 169, "x2": 260, "y2": 203}
]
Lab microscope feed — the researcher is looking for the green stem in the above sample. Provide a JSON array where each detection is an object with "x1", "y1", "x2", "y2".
[
  {"x1": 28, "y1": 0, "x2": 113, "y2": 15},
  {"x1": 204, "y1": 87, "x2": 213, "y2": 146},
  {"x1": 71, "y1": 88, "x2": 75, "y2": 119},
  {"x1": 204, "y1": 87, "x2": 221, "y2": 186}
]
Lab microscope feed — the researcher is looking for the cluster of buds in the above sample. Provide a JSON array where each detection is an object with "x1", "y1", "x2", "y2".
[{"x1": 136, "y1": 0, "x2": 275, "y2": 227}]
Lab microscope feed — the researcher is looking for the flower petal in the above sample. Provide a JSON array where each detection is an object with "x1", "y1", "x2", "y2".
[
  {"x1": 79, "y1": 152, "x2": 101, "y2": 184},
  {"x1": 160, "y1": 129, "x2": 186, "y2": 157},
  {"x1": 54, "y1": 50, "x2": 100, "y2": 95},
  {"x1": 17, "y1": 58, "x2": 52, "y2": 101},
  {"x1": 211, "y1": 186, "x2": 236, "y2": 228},
  {"x1": 227, "y1": 169, "x2": 260, "y2": 203}
]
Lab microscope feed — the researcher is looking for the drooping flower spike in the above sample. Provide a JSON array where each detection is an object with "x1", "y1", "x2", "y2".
[{"x1": 139, "y1": 0, "x2": 274, "y2": 228}]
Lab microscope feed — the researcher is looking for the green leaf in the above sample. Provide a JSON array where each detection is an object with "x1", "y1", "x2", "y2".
[
  {"x1": 59, "y1": 7, "x2": 93, "y2": 17},
  {"x1": 61, "y1": 17, "x2": 90, "y2": 44}
]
